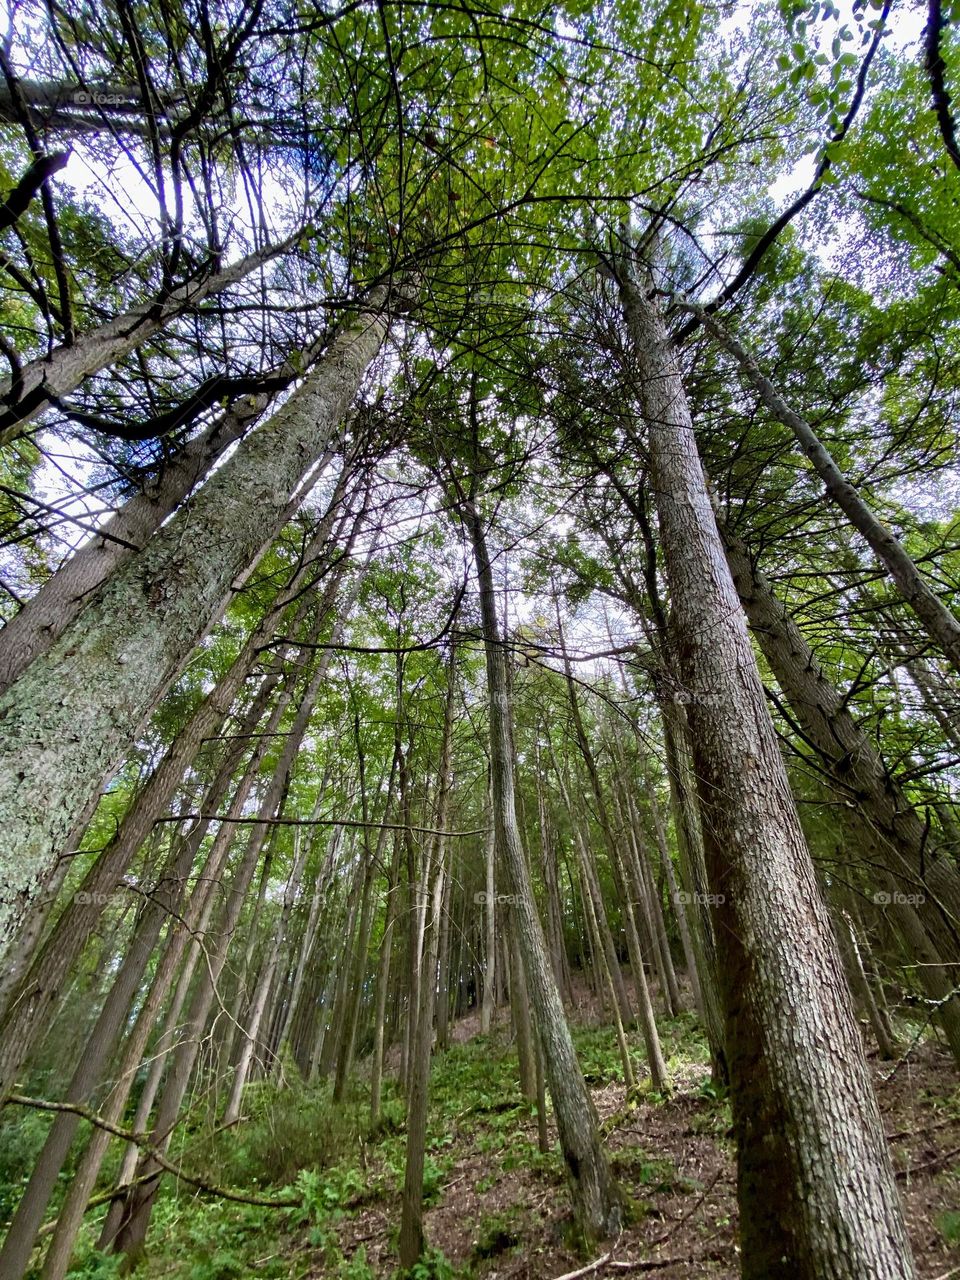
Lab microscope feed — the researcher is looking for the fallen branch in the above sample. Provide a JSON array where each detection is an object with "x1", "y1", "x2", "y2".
[{"x1": 551, "y1": 1241, "x2": 619, "y2": 1280}]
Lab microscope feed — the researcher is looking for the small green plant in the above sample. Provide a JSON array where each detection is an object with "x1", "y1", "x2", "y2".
[
  {"x1": 298, "y1": 1164, "x2": 366, "y2": 1223},
  {"x1": 339, "y1": 1244, "x2": 377, "y2": 1279},
  {"x1": 65, "y1": 1248, "x2": 126, "y2": 1280},
  {"x1": 937, "y1": 1209, "x2": 960, "y2": 1247},
  {"x1": 422, "y1": 1154, "x2": 452, "y2": 1205},
  {"x1": 471, "y1": 1207, "x2": 524, "y2": 1259},
  {"x1": 401, "y1": 1246, "x2": 455, "y2": 1280}
]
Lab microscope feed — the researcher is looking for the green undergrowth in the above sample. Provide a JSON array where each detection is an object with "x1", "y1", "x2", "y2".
[{"x1": 47, "y1": 1014, "x2": 718, "y2": 1279}]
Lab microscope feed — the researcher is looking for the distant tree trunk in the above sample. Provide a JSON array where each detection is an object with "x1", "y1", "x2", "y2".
[
  {"x1": 576, "y1": 855, "x2": 635, "y2": 1090},
  {"x1": 660, "y1": 696, "x2": 728, "y2": 1078},
  {"x1": 837, "y1": 907, "x2": 898, "y2": 1060},
  {"x1": 398, "y1": 640, "x2": 455, "y2": 1267},
  {"x1": 370, "y1": 827, "x2": 403, "y2": 1125},
  {"x1": 0, "y1": 495, "x2": 353, "y2": 1100},
  {"x1": 0, "y1": 293, "x2": 388, "y2": 965},
  {"x1": 107, "y1": 809, "x2": 273, "y2": 1260},
  {"x1": 333, "y1": 757, "x2": 397, "y2": 1101},
  {"x1": 0, "y1": 833, "x2": 195, "y2": 1280},
  {"x1": 280, "y1": 827, "x2": 343, "y2": 1070},
  {"x1": 534, "y1": 746, "x2": 571, "y2": 1001},
  {"x1": 0, "y1": 234, "x2": 299, "y2": 444},
  {"x1": 464, "y1": 495, "x2": 622, "y2": 1241},
  {"x1": 551, "y1": 724, "x2": 667, "y2": 1089},
  {"x1": 318, "y1": 876, "x2": 361, "y2": 1080},
  {"x1": 690, "y1": 303, "x2": 960, "y2": 675},
  {"x1": 480, "y1": 785, "x2": 497, "y2": 1034},
  {"x1": 109, "y1": 599, "x2": 343, "y2": 1260},
  {"x1": 435, "y1": 842, "x2": 455, "y2": 1051},
  {"x1": 720, "y1": 522, "x2": 960, "y2": 1060},
  {"x1": 620, "y1": 266, "x2": 914, "y2": 1280},
  {"x1": 508, "y1": 918, "x2": 539, "y2": 1100},
  {"x1": 222, "y1": 820, "x2": 313, "y2": 1125},
  {"x1": 41, "y1": 669, "x2": 301, "y2": 1279},
  {"x1": 642, "y1": 774, "x2": 704, "y2": 1017}
]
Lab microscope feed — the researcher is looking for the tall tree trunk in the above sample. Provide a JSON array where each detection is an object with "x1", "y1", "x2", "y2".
[
  {"x1": 40, "y1": 664, "x2": 302, "y2": 1278},
  {"x1": 435, "y1": 841, "x2": 455, "y2": 1052},
  {"x1": 720, "y1": 521, "x2": 960, "y2": 1060},
  {"x1": 0, "y1": 489, "x2": 353, "y2": 1099},
  {"x1": 0, "y1": 234, "x2": 299, "y2": 444},
  {"x1": 0, "y1": 294, "x2": 387, "y2": 964},
  {"x1": 620, "y1": 267, "x2": 914, "y2": 1279},
  {"x1": 508, "y1": 919, "x2": 538, "y2": 1099},
  {"x1": 222, "y1": 820, "x2": 313, "y2": 1125},
  {"x1": 659, "y1": 697, "x2": 727, "y2": 1077},
  {"x1": 370, "y1": 827, "x2": 403, "y2": 1125},
  {"x1": 534, "y1": 745, "x2": 571, "y2": 1001},
  {"x1": 689, "y1": 302, "x2": 960, "y2": 674},
  {"x1": 480, "y1": 789, "x2": 497, "y2": 1034},
  {"x1": 335, "y1": 757, "x2": 399, "y2": 1100},
  {"x1": 0, "y1": 399, "x2": 265, "y2": 693},
  {"x1": 549, "y1": 713, "x2": 667, "y2": 1086},
  {"x1": 464, "y1": 496, "x2": 622, "y2": 1241},
  {"x1": 108, "y1": 591, "x2": 346, "y2": 1259},
  {"x1": 398, "y1": 641, "x2": 456, "y2": 1265},
  {"x1": 0, "y1": 833, "x2": 195, "y2": 1280}
]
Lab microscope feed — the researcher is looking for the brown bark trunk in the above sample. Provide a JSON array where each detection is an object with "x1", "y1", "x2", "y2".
[
  {"x1": 464, "y1": 496, "x2": 622, "y2": 1240},
  {"x1": 620, "y1": 267, "x2": 914, "y2": 1279}
]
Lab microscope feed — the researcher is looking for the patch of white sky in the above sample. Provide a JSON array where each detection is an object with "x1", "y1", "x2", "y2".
[{"x1": 762, "y1": 1, "x2": 927, "y2": 207}]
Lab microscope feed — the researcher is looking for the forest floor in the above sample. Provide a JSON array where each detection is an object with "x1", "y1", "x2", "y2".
[
  {"x1": 327, "y1": 1013, "x2": 960, "y2": 1280},
  {"x1": 40, "y1": 996, "x2": 960, "y2": 1279}
]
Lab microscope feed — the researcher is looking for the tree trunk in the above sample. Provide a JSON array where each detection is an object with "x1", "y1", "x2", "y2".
[
  {"x1": 40, "y1": 665, "x2": 301, "y2": 1278},
  {"x1": 480, "y1": 785, "x2": 497, "y2": 1034},
  {"x1": 0, "y1": 833, "x2": 195, "y2": 1280},
  {"x1": 0, "y1": 492, "x2": 353, "y2": 1099},
  {"x1": 691, "y1": 302, "x2": 960, "y2": 674},
  {"x1": 0, "y1": 400, "x2": 265, "y2": 693},
  {"x1": 0, "y1": 235, "x2": 299, "y2": 444},
  {"x1": 370, "y1": 827, "x2": 403, "y2": 1125},
  {"x1": 108, "y1": 592, "x2": 344, "y2": 1259},
  {"x1": 620, "y1": 267, "x2": 914, "y2": 1280},
  {"x1": 720, "y1": 521, "x2": 960, "y2": 1059},
  {"x1": 464, "y1": 496, "x2": 622, "y2": 1241},
  {"x1": 0, "y1": 294, "x2": 387, "y2": 965},
  {"x1": 398, "y1": 639, "x2": 456, "y2": 1267}
]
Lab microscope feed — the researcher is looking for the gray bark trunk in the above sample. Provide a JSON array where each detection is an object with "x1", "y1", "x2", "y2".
[
  {"x1": 0, "y1": 296, "x2": 386, "y2": 964},
  {"x1": 465, "y1": 498, "x2": 622, "y2": 1241},
  {"x1": 0, "y1": 401, "x2": 263, "y2": 693},
  {"x1": 0, "y1": 484, "x2": 350, "y2": 1097},
  {"x1": 720, "y1": 522, "x2": 960, "y2": 1059}
]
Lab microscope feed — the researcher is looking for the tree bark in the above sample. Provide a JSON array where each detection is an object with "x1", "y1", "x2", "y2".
[
  {"x1": 0, "y1": 296, "x2": 387, "y2": 965},
  {"x1": 720, "y1": 521, "x2": 960, "y2": 1060},
  {"x1": 0, "y1": 484, "x2": 352, "y2": 1098},
  {"x1": 620, "y1": 268, "x2": 914, "y2": 1279},
  {"x1": 464, "y1": 496, "x2": 622, "y2": 1241},
  {"x1": 0, "y1": 400, "x2": 264, "y2": 693},
  {"x1": 398, "y1": 639, "x2": 456, "y2": 1267}
]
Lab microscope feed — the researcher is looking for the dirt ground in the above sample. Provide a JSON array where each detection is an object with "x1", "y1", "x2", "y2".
[{"x1": 334, "y1": 1028, "x2": 960, "y2": 1280}]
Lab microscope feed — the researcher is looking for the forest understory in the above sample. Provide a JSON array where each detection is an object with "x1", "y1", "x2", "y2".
[{"x1": 6, "y1": 979, "x2": 955, "y2": 1280}]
